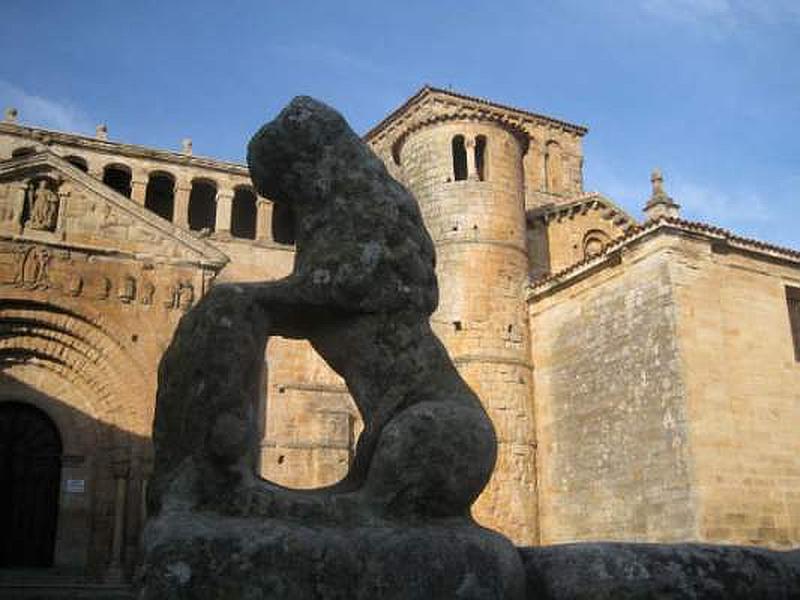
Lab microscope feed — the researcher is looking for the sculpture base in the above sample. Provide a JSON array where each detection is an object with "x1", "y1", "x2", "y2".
[{"x1": 138, "y1": 511, "x2": 526, "y2": 600}]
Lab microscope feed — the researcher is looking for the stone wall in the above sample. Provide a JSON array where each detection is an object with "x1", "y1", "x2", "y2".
[
  {"x1": 530, "y1": 228, "x2": 800, "y2": 549},
  {"x1": 530, "y1": 237, "x2": 696, "y2": 544},
  {"x1": 670, "y1": 236, "x2": 800, "y2": 547}
]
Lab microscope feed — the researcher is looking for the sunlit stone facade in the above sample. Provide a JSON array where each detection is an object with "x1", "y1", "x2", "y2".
[{"x1": 0, "y1": 87, "x2": 797, "y2": 578}]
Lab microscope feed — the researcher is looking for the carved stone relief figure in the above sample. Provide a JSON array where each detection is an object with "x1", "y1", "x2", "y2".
[
  {"x1": 12, "y1": 245, "x2": 51, "y2": 289},
  {"x1": 27, "y1": 179, "x2": 60, "y2": 231},
  {"x1": 98, "y1": 276, "x2": 112, "y2": 300},
  {"x1": 163, "y1": 283, "x2": 179, "y2": 309},
  {"x1": 141, "y1": 282, "x2": 155, "y2": 305},
  {"x1": 119, "y1": 276, "x2": 137, "y2": 303},
  {"x1": 177, "y1": 282, "x2": 194, "y2": 310},
  {"x1": 67, "y1": 273, "x2": 83, "y2": 297}
]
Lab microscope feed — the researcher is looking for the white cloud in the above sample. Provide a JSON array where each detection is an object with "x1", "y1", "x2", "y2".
[{"x1": 0, "y1": 80, "x2": 92, "y2": 133}]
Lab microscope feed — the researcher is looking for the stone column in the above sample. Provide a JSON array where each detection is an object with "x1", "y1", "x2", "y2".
[
  {"x1": 140, "y1": 450, "x2": 154, "y2": 535},
  {"x1": 465, "y1": 138, "x2": 477, "y2": 180},
  {"x1": 256, "y1": 198, "x2": 272, "y2": 242},
  {"x1": 106, "y1": 448, "x2": 131, "y2": 582},
  {"x1": 88, "y1": 162, "x2": 104, "y2": 181},
  {"x1": 215, "y1": 190, "x2": 234, "y2": 237},
  {"x1": 130, "y1": 177, "x2": 148, "y2": 205},
  {"x1": 174, "y1": 183, "x2": 191, "y2": 229}
]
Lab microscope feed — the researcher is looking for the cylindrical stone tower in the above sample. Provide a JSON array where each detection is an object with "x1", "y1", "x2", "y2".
[{"x1": 395, "y1": 116, "x2": 538, "y2": 544}]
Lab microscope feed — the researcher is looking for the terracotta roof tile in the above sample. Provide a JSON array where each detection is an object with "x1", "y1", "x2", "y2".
[{"x1": 529, "y1": 216, "x2": 800, "y2": 291}]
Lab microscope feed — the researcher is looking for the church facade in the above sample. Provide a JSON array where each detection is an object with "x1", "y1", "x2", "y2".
[{"x1": 0, "y1": 87, "x2": 797, "y2": 578}]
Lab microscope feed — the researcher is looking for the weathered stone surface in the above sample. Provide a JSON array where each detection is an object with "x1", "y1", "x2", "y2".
[
  {"x1": 140, "y1": 516, "x2": 523, "y2": 599},
  {"x1": 140, "y1": 96, "x2": 524, "y2": 598},
  {"x1": 520, "y1": 542, "x2": 800, "y2": 599}
]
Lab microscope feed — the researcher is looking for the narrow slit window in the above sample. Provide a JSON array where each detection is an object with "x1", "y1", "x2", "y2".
[
  {"x1": 452, "y1": 135, "x2": 467, "y2": 181},
  {"x1": 786, "y1": 286, "x2": 800, "y2": 361},
  {"x1": 475, "y1": 135, "x2": 487, "y2": 181}
]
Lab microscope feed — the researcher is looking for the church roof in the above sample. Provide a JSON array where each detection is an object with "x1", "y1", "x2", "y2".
[
  {"x1": 526, "y1": 192, "x2": 638, "y2": 231},
  {"x1": 528, "y1": 216, "x2": 800, "y2": 299},
  {"x1": 365, "y1": 86, "x2": 588, "y2": 151}
]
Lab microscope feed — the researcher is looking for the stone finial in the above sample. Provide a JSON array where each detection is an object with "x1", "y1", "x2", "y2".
[
  {"x1": 95, "y1": 124, "x2": 108, "y2": 140},
  {"x1": 644, "y1": 168, "x2": 680, "y2": 220},
  {"x1": 182, "y1": 138, "x2": 193, "y2": 155},
  {"x1": 4, "y1": 107, "x2": 18, "y2": 123}
]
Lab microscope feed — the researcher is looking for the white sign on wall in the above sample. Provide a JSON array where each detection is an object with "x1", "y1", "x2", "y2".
[{"x1": 65, "y1": 479, "x2": 85, "y2": 493}]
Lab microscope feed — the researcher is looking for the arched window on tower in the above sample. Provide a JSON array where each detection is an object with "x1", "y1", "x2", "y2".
[
  {"x1": 145, "y1": 171, "x2": 175, "y2": 222},
  {"x1": 231, "y1": 186, "x2": 256, "y2": 239},
  {"x1": 475, "y1": 135, "x2": 487, "y2": 182},
  {"x1": 63, "y1": 155, "x2": 88, "y2": 172},
  {"x1": 452, "y1": 135, "x2": 467, "y2": 181},
  {"x1": 188, "y1": 179, "x2": 217, "y2": 232},
  {"x1": 544, "y1": 141, "x2": 562, "y2": 193},
  {"x1": 102, "y1": 164, "x2": 132, "y2": 197}
]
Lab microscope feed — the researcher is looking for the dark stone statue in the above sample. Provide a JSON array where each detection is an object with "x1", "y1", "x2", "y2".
[{"x1": 138, "y1": 97, "x2": 525, "y2": 599}]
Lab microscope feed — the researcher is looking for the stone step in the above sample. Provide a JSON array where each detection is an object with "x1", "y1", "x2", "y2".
[
  {"x1": 0, "y1": 583, "x2": 133, "y2": 599},
  {"x1": 0, "y1": 571, "x2": 133, "y2": 599}
]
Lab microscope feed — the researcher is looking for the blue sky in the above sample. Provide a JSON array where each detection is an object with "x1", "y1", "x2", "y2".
[{"x1": 2, "y1": 1, "x2": 798, "y2": 248}]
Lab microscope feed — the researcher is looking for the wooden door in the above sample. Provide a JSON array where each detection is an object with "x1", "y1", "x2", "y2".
[{"x1": 0, "y1": 401, "x2": 62, "y2": 567}]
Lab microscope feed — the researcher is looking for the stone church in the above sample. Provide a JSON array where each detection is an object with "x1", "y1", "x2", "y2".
[{"x1": 0, "y1": 87, "x2": 797, "y2": 579}]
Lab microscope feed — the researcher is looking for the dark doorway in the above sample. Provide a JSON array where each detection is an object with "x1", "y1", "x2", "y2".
[{"x1": 0, "y1": 402, "x2": 62, "y2": 567}]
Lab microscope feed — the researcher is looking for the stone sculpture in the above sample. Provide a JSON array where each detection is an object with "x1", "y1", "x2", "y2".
[
  {"x1": 139, "y1": 97, "x2": 525, "y2": 599},
  {"x1": 28, "y1": 179, "x2": 59, "y2": 231}
]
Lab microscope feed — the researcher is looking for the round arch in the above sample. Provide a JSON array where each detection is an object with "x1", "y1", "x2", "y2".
[
  {"x1": 0, "y1": 298, "x2": 150, "y2": 433},
  {"x1": 63, "y1": 155, "x2": 89, "y2": 172}
]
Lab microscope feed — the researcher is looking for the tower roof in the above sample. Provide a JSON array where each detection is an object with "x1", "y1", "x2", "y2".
[{"x1": 366, "y1": 86, "x2": 588, "y2": 142}]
